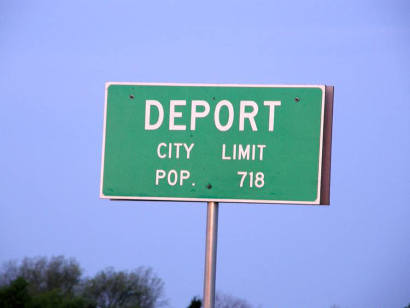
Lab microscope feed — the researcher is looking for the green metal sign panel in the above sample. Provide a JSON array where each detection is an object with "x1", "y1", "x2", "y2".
[{"x1": 100, "y1": 83, "x2": 327, "y2": 204}]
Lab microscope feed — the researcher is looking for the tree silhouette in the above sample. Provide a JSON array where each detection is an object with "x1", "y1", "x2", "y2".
[
  {"x1": 82, "y1": 266, "x2": 166, "y2": 308},
  {"x1": 187, "y1": 292, "x2": 255, "y2": 308},
  {"x1": 0, "y1": 277, "x2": 31, "y2": 308},
  {"x1": 0, "y1": 256, "x2": 166, "y2": 308},
  {"x1": 215, "y1": 291, "x2": 253, "y2": 308},
  {"x1": 0, "y1": 256, "x2": 81, "y2": 296},
  {"x1": 187, "y1": 296, "x2": 202, "y2": 308},
  {"x1": 0, "y1": 277, "x2": 95, "y2": 308}
]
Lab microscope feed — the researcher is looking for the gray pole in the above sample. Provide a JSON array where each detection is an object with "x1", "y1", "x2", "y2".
[{"x1": 203, "y1": 201, "x2": 219, "y2": 308}]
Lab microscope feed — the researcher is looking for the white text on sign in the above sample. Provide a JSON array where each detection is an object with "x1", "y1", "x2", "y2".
[{"x1": 145, "y1": 99, "x2": 281, "y2": 132}]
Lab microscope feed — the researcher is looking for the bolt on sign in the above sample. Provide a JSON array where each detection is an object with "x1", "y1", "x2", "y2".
[{"x1": 100, "y1": 83, "x2": 334, "y2": 205}]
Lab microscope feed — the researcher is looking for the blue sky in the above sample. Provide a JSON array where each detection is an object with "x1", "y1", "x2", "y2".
[{"x1": 0, "y1": 1, "x2": 409, "y2": 307}]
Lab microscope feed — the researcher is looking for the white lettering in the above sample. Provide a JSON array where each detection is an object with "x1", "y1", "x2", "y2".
[
  {"x1": 239, "y1": 101, "x2": 258, "y2": 131},
  {"x1": 222, "y1": 144, "x2": 266, "y2": 161},
  {"x1": 145, "y1": 100, "x2": 164, "y2": 130},
  {"x1": 169, "y1": 100, "x2": 186, "y2": 130},
  {"x1": 238, "y1": 144, "x2": 250, "y2": 160},
  {"x1": 263, "y1": 101, "x2": 281, "y2": 131},
  {"x1": 191, "y1": 100, "x2": 210, "y2": 130},
  {"x1": 168, "y1": 170, "x2": 178, "y2": 186},
  {"x1": 222, "y1": 144, "x2": 231, "y2": 160},
  {"x1": 180, "y1": 170, "x2": 190, "y2": 185},
  {"x1": 184, "y1": 143, "x2": 195, "y2": 159},
  {"x1": 174, "y1": 143, "x2": 183, "y2": 159},
  {"x1": 145, "y1": 99, "x2": 281, "y2": 132},
  {"x1": 214, "y1": 100, "x2": 234, "y2": 131},
  {"x1": 257, "y1": 144, "x2": 266, "y2": 160},
  {"x1": 155, "y1": 169, "x2": 166, "y2": 185},
  {"x1": 157, "y1": 143, "x2": 166, "y2": 158}
]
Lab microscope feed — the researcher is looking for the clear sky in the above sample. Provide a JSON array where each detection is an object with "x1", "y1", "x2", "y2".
[{"x1": 0, "y1": 1, "x2": 409, "y2": 307}]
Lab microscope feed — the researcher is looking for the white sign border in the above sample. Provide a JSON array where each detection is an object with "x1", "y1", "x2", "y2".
[{"x1": 100, "y1": 82, "x2": 326, "y2": 205}]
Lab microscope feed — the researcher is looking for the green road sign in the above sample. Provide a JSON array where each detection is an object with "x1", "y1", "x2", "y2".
[{"x1": 100, "y1": 83, "x2": 333, "y2": 204}]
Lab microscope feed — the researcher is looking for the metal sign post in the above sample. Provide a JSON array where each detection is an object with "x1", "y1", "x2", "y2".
[{"x1": 203, "y1": 201, "x2": 219, "y2": 308}]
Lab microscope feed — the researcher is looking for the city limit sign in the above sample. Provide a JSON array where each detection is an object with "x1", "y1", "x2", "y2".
[{"x1": 100, "y1": 83, "x2": 334, "y2": 205}]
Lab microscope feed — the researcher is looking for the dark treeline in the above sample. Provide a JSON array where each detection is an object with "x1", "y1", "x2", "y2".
[
  {"x1": 3, "y1": 256, "x2": 403, "y2": 308},
  {"x1": 0, "y1": 256, "x2": 255, "y2": 308},
  {"x1": 187, "y1": 293, "x2": 253, "y2": 308},
  {"x1": 0, "y1": 256, "x2": 166, "y2": 308}
]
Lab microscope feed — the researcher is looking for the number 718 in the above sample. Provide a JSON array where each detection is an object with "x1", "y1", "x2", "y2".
[{"x1": 237, "y1": 171, "x2": 265, "y2": 188}]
